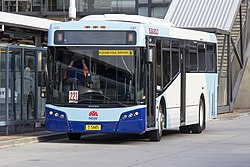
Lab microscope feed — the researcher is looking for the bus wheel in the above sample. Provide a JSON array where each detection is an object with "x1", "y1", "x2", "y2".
[
  {"x1": 67, "y1": 133, "x2": 82, "y2": 140},
  {"x1": 191, "y1": 99, "x2": 205, "y2": 134},
  {"x1": 149, "y1": 105, "x2": 165, "y2": 141},
  {"x1": 27, "y1": 94, "x2": 34, "y2": 120}
]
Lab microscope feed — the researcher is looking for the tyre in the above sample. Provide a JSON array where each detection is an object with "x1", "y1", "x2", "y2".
[
  {"x1": 191, "y1": 98, "x2": 205, "y2": 134},
  {"x1": 149, "y1": 104, "x2": 165, "y2": 141},
  {"x1": 27, "y1": 94, "x2": 34, "y2": 120},
  {"x1": 67, "y1": 133, "x2": 82, "y2": 140}
]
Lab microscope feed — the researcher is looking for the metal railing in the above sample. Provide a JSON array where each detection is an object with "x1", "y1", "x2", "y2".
[{"x1": 0, "y1": 44, "x2": 46, "y2": 135}]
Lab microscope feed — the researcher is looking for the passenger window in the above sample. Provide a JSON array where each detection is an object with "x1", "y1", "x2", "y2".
[
  {"x1": 156, "y1": 40, "x2": 162, "y2": 88},
  {"x1": 206, "y1": 44, "x2": 215, "y2": 72},
  {"x1": 190, "y1": 52, "x2": 198, "y2": 71},
  {"x1": 172, "y1": 51, "x2": 179, "y2": 77},
  {"x1": 198, "y1": 44, "x2": 206, "y2": 72},
  {"x1": 163, "y1": 50, "x2": 171, "y2": 86},
  {"x1": 206, "y1": 52, "x2": 214, "y2": 72},
  {"x1": 162, "y1": 38, "x2": 170, "y2": 49}
]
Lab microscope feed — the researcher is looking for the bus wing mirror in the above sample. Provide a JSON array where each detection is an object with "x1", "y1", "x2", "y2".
[
  {"x1": 146, "y1": 48, "x2": 153, "y2": 63},
  {"x1": 85, "y1": 73, "x2": 92, "y2": 83},
  {"x1": 38, "y1": 71, "x2": 46, "y2": 87}
]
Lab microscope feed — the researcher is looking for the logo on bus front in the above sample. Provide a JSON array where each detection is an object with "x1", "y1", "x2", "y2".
[{"x1": 89, "y1": 111, "x2": 99, "y2": 120}]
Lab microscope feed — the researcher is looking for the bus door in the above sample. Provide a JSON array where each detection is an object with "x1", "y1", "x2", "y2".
[{"x1": 146, "y1": 36, "x2": 156, "y2": 128}]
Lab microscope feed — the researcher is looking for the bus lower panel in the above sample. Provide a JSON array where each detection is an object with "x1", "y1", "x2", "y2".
[
  {"x1": 116, "y1": 119, "x2": 145, "y2": 133},
  {"x1": 69, "y1": 121, "x2": 118, "y2": 133},
  {"x1": 46, "y1": 119, "x2": 145, "y2": 134},
  {"x1": 45, "y1": 119, "x2": 71, "y2": 132}
]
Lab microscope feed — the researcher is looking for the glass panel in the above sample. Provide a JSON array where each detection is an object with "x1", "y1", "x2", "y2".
[
  {"x1": 24, "y1": 49, "x2": 36, "y2": 120},
  {"x1": 152, "y1": 0, "x2": 172, "y2": 3},
  {"x1": 1, "y1": 0, "x2": 32, "y2": 12},
  {"x1": 109, "y1": 0, "x2": 136, "y2": 13},
  {"x1": 172, "y1": 51, "x2": 179, "y2": 77},
  {"x1": 48, "y1": 46, "x2": 137, "y2": 107},
  {"x1": 190, "y1": 52, "x2": 198, "y2": 71},
  {"x1": 163, "y1": 50, "x2": 171, "y2": 86},
  {"x1": 139, "y1": 0, "x2": 148, "y2": 4},
  {"x1": 162, "y1": 38, "x2": 170, "y2": 49},
  {"x1": 151, "y1": 7, "x2": 168, "y2": 18},
  {"x1": 198, "y1": 45, "x2": 206, "y2": 72},
  {"x1": 2, "y1": 0, "x2": 17, "y2": 12},
  {"x1": 47, "y1": 0, "x2": 69, "y2": 12},
  {"x1": 0, "y1": 47, "x2": 6, "y2": 121},
  {"x1": 18, "y1": 0, "x2": 32, "y2": 12},
  {"x1": 37, "y1": 50, "x2": 47, "y2": 119},
  {"x1": 32, "y1": 0, "x2": 41, "y2": 11},
  {"x1": 47, "y1": 0, "x2": 136, "y2": 14},
  {"x1": 138, "y1": 7, "x2": 148, "y2": 17},
  {"x1": 9, "y1": 48, "x2": 22, "y2": 121}
]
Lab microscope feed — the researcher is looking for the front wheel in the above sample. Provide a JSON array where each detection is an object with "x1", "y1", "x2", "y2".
[
  {"x1": 191, "y1": 99, "x2": 205, "y2": 134},
  {"x1": 67, "y1": 133, "x2": 82, "y2": 140},
  {"x1": 148, "y1": 105, "x2": 165, "y2": 142}
]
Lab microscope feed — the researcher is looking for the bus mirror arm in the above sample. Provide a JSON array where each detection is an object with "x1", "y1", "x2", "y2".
[{"x1": 38, "y1": 71, "x2": 46, "y2": 87}]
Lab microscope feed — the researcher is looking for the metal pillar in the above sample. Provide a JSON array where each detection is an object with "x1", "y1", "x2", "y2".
[{"x1": 227, "y1": 33, "x2": 232, "y2": 112}]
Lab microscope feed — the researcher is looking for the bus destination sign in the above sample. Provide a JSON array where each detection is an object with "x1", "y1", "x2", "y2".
[{"x1": 99, "y1": 50, "x2": 134, "y2": 56}]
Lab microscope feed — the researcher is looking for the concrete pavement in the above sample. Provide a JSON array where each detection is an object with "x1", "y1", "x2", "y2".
[
  {"x1": 0, "y1": 109, "x2": 249, "y2": 149},
  {"x1": 0, "y1": 131, "x2": 66, "y2": 149}
]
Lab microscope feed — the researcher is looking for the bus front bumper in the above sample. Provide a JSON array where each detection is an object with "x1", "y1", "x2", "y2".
[{"x1": 45, "y1": 109, "x2": 146, "y2": 134}]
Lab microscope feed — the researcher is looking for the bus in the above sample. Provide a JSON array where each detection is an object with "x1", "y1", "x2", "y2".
[{"x1": 43, "y1": 14, "x2": 218, "y2": 141}]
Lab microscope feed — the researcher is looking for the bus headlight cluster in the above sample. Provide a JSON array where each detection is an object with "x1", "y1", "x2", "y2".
[
  {"x1": 48, "y1": 110, "x2": 66, "y2": 119},
  {"x1": 121, "y1": 111, "x2": 140, "y2": 120}
]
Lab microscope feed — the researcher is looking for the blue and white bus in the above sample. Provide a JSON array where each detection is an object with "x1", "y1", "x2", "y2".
[{"x1": 44, "y1": 14, "x2": 218, "y2": 141}]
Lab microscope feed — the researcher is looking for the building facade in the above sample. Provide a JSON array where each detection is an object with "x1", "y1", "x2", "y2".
[{"x1": 0, "y1": 0, "x2": 172, "y2": 20}]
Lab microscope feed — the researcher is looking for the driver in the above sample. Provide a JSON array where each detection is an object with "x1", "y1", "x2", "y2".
[{"x1": 63, "y1": 59, "x2": 89, "y2": 82}]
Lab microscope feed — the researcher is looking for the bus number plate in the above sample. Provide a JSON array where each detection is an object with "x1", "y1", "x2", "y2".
[{"x1": 85, "y1": 124, "x2": 101, "y2": 131}]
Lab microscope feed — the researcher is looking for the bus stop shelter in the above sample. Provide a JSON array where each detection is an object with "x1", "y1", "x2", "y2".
[{"x1": 0, "y1": 12, "x2": 59, "y2": 135}]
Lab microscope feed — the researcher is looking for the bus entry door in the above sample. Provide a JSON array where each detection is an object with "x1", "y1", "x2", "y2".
[{"x1": 146, "y1": 46, "x2": 156, "y2": 128}]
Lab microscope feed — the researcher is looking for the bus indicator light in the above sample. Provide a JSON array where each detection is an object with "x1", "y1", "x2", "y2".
[
  {"x1": 93, "y1": 26, "x2": 98, "y2": 28},
  {"x1": 85, "y1": 26, "x2": 91, "y2": 28},
  {"x1": 56, "y1": 33, "x2": 63, "y2": 42}
]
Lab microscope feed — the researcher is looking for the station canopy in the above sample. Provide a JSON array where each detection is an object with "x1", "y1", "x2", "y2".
[
  {"x1": 164, "y1": 0, "x2": 242, "y2": 33},
  {"x1": 0, "y1": 12, "x2": 59, "y2": 45}
]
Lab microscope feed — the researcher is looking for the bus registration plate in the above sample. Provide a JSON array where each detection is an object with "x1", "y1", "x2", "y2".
[{"x1": 85, "y1": 124, "x2": 101, "y2": 131}]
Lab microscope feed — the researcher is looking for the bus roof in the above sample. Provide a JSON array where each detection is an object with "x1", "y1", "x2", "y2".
[
  {"x1": 81, "y1": 14, "x2": 174, "y2": 27},
  {"x1": 81, "y1": 14, "x2": 216, "y2": 43},
  {"x1": 49, "y1": 14, "x2": 217, "y2": 45}
]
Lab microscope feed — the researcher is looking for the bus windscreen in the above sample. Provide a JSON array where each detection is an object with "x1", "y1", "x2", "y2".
[{"x1": 54, "y1": 30, "x2": 136, "y2": 45}]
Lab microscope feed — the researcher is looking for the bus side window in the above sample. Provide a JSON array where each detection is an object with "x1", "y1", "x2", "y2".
[
  {"x1": 190, "y1": 52, "x2": 198, "y2": 72},
  {"x1": 163, "y1": 50, "x2": 171, "y2": 86},
  {"x1": 188, "y1": 41, "x2": 197, "y2": 72},
  {"x1": 198, "y1": 44, "x2": 206, "y2": 72},
  {"x1": 156, "y1": 39, "x2": 162, "y2": 89},
  {"x1": 206, "y1": 44, "x2": 215, "y2": 72},
  {"x1": 172, "y1": 51, "x2": 180, "y2": 77}
]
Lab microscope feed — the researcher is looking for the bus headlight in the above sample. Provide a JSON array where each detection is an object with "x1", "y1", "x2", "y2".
[
  {"x1": 120, "y1": 110, "x2": 141, "y2": 121},
  {"x1": 46, "y1": 109, "x2": 67, "y2": 120}
]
